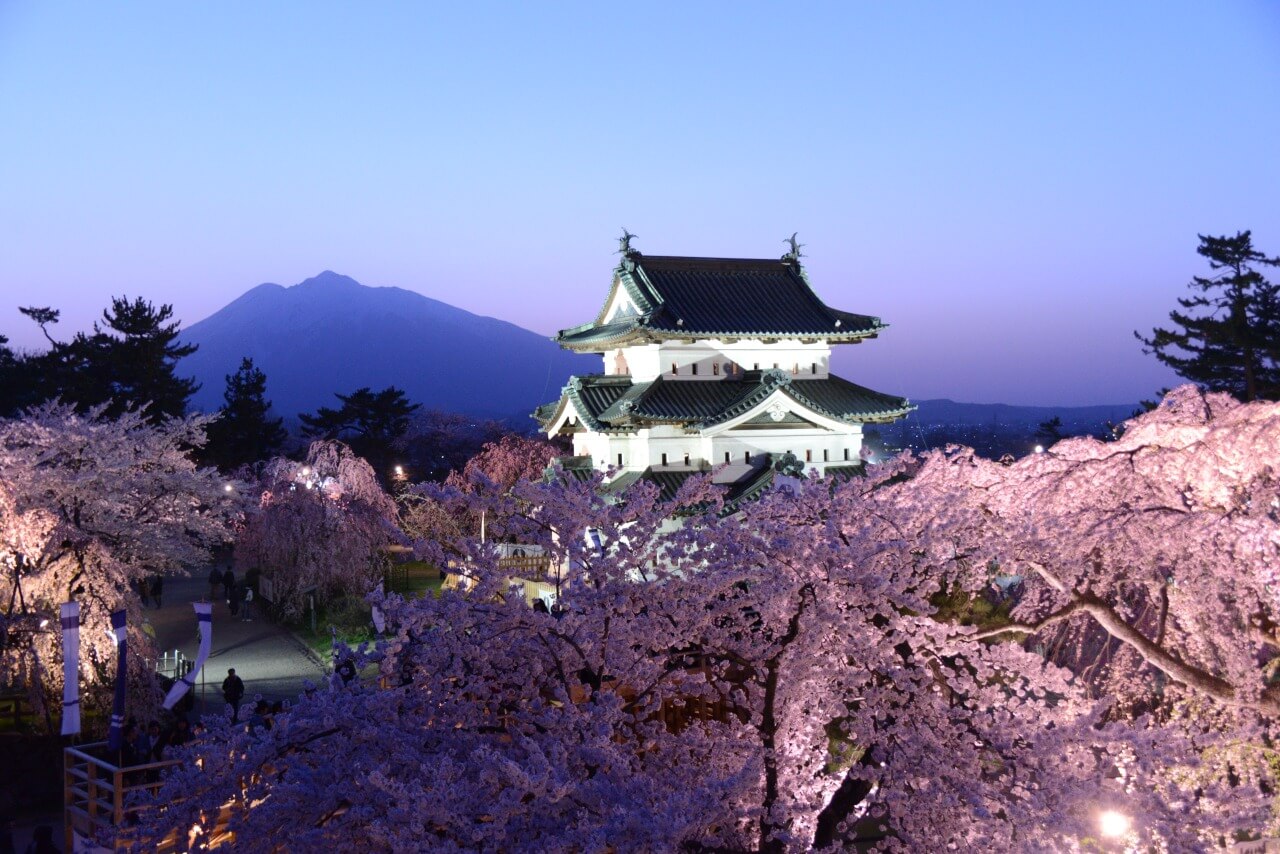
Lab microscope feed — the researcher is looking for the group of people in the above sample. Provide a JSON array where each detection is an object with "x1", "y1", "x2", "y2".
[
  {"x1": 133, "y1": 574, "x2": 165, "y2": 609},
  {"x1": 208, "y1": 566, "x2": 255, "y2": 621},
  {"x1": 116, "y1": 714, "x2": 203, "y2": 770},
  {"x1": 221, "y1": 667, "x2": 284, "y2": 728}
]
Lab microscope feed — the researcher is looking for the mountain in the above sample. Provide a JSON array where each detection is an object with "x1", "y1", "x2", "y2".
[
  {"x1": 878, "y1": 398, "x2": 1140, "y2": 459},
  {"x1": 906, "y1": 399, "x2": 1138, "y2": 430},
  {"x1": 179, "y1": 271, "x2": 594, "y2": 423}
]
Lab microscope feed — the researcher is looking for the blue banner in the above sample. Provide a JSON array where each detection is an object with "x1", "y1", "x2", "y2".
[{"x1": 105, "y1": 610, "x2": 127, "y2": 754}]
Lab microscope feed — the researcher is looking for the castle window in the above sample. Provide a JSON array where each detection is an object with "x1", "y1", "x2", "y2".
[
  {"x1": 744, "y1": 451, "x2": 751, "y2": 463},
  {"x1": 683, "y1": 453, "x2": 690, "y2": 466},
  {"x1": 773, "y1": 363, "x2": 779, "y2": 370},
  {"x1": 712, "y1": 362, "x2": 720, "y2": 376},
  {"x1": 671, "y1": 363, "x2": 678, "y2": 375},
  {"x1": 844, "y1": 448, "x2": 850, "y2": 461},
  {"x1": 753, "y1": 363, "x2": 759, "y2": 370},
  {"x1": 823, "y1": 449, "x2": 829, "y2": 462},
  {"x1": 661, "y1": 453, "x2": 668, "y2": 466},
  {"x1": 617, "y1": 453, "x2": 623, "y2": 466},
  {"x1": 805, "y1": 449, "x2": 812, "y2": 462},
  {"x1": 811, "y1": 362, "x2": 818, "y2": 374},
  {"x1": 724, "y1": 452, "x2": 730, "y2": 463},
  {"x1": 792, "y1": 363, "x2": 799, "y2": 375},
  {"x1": 691, "y1": 363, "x2": 698, "y2": 376}
]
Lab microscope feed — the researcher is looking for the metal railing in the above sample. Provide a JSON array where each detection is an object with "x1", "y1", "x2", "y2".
[{"x1": 63, "y1": 742, "x2": 183, "y2": 852}]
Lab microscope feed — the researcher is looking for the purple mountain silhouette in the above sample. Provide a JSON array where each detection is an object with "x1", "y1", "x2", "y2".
[{"x1": 179, "y1": 271, "x2": 592, "y2": 423}]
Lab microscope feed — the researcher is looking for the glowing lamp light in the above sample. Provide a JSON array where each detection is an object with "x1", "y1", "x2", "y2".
[
  {"x1": 1034, "y1": 445, "x2": 1045, "y2": 454},
  {"x1": 394, "y1": 465, "x2": 404, "y2": 477},
  {"x1": 1098, "y1": 809, "x2": 1131, "y2": 838},
  {"x1": 223, "y1": 484, "x2": 234, "y2": 493},
  {"x1": 39, "y1": 618, "x2": 50, "y2": 629}
]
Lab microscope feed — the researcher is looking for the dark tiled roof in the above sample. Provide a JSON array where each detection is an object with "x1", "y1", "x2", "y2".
[
  {"x1": 543, "y1": 372, "x2": 912, "y2": 429},
  {"x1": 557, "y1": 254, "x2": 885, "y2": 348},
  {"x1": 602, "y1": 466, "x2": 775, "y2": 512}
]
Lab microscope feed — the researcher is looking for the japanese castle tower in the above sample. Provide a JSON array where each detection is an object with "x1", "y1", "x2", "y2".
[{"x1": 535, "y1": 235, "x2": 913, "y2": 502}]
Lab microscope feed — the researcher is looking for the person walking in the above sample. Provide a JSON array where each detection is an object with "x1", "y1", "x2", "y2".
[
  {"x1": 222, "y1": 567, "x2": 236, "y2": 603},
  {"x1": 150, "y1": 575, "x2": 164, "y2": 609},
  {"x1": 241, "y1": 585, "x2": 255, "y2": 622},
  {"x1": 221, "y1": 668, "x2": 245, "y2": 723},
  {"x1": 208, "y1": 566, "x2": 223, "y2": 600},
  {"x1": 228, "y1": 581, "x2": 242, "y2": 618}
]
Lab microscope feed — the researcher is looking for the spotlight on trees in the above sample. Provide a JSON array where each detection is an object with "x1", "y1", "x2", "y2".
[{"x1": 1098, "y1": 809, "x2": 1131, "y2": 838}]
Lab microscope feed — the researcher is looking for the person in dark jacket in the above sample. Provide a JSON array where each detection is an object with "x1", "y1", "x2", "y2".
[
  {"x1": 150, "y1": 575, "x2": 164, "y2": 608},
  {"x1": 222, "y1": 668, "x2": 245, "y2": 723},
  {"x1": 222, "y1": 567, "x2": 236, "y2": 601},
  {"x1": 208, "y1": 566, "x2": 223, "y2": 600}
]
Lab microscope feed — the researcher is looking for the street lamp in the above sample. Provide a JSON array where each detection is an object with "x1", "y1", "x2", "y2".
[
  {"x1": 1034, "y1": 444, "x2": 1045, "y2": 454},
  {"x1": 1098, "y1": 809, "x2": 1131, "y2": 838}
]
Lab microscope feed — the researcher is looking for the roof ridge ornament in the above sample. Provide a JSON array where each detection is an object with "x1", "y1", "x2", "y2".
[
  {"x1": 617, "y1": 228, "x2": 640, "y2": 271},
  {"x1": 782, "y1": 232, "x2": 805, "y2": 263}
]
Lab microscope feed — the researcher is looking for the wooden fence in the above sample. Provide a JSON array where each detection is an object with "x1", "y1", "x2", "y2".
[{"x1": 62, "y1": 742, "x2": 198, "y2": 852}]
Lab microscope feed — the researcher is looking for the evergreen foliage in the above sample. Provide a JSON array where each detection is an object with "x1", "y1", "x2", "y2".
[
  {"x1": 203, "y1": 357, "x2": 286, "y2": 471},
  {"x1": 299, "y1": 386, "x2": 420, "y2": 482},
  {"x1": 1137, "y1": 231, "x2": 1280, "y2": 401},
  {"x1": 15, "y1": 297, "x2": 199, "y2": 420}
]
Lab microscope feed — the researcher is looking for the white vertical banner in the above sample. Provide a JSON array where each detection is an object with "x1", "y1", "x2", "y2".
[
  {"x1": 371, "y1": 581, "x2": 386, "y2": 634},
  {"x1": 162, "y1": 602, "x2": 212, "y2": 710},
  {"x1": 60, "y1": 602, "x2": 81, "y2": 736}
]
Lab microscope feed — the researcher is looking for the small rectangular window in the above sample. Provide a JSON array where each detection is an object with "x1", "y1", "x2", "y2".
[
  {"x1": 792, "y1": 363, "x2": 799, "y2": 375},
  {"x1": 661, "y1": 453, "x2": 668, "y2": 465},
  {"x1": 823, "y1": 449, "x2": 829, "y2": 462},
  {"x1": 724, "y1": 452, "x2": 730, "y2": 463},
  {"x1": 712, "y1": 363, "x2": 720, "y2": 376},
  {"x1": 671, "y1": 363, "x2": 678, "y2": 375},
  {"x1": 691, "y1": 363, "x2": 698, "y2": 376},
  {"x1": 744, "y1": 451, "x2": 751, "y2": 463},
  {"x1": 844, "y1": 448, "x2": 850, "y2": 461},
  {"x1": 811, "y1": 362, "x2": 818, "y2": 374},
  {"x1": 753, "y1": 363, "x2": 759, "y2": 370},
  {"x1": 617, "y1": 453, "x2": 623, "y2": 466},
  {"x1": 683, "y1": 453, "x2": 690, "y2": 466},
  {"x1": 805, "y1": 449, "x2": 812, "y2": 462}
]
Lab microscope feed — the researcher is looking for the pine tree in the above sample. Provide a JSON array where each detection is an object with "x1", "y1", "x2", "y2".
[
  {"x1": 299, "y1": 386, "x2": 420, "y2": 482},
  {"x1": 1136, "y1": 231, "x2": 1280, "y2": 401},
  {"x1": 18, "y1": 297, "x2": 200, "y2": 419},
  {"x1": 203, "y1": 357, "x2": 287, "y2": 471}
]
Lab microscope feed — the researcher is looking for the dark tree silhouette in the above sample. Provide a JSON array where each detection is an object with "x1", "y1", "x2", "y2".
[
  {"x1": 17, "y1": 296, "x2": 199, "y2": 420},
  {"x1": 0, "y1": 333, "x2": 28, "y2": 417},
  {"x1": 299, "y1": 386, "x2": 420, "y2": 482},
  {"x1": 1034, "y1": 416, "x2": 1065, "y2": 447},
  {"x1": 1136, "y1": 231, "x2": 1280, "y2": 401},
  {"x1": 203, "y1": 357, "x2": 286, "y2": 471}
]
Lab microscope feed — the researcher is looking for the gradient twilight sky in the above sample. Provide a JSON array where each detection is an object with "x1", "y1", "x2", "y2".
[{"x1": 2, "y1": 3, "x2": 1278, "y2": 406}]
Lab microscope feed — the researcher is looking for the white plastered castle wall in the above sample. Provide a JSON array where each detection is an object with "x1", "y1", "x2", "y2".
[{"x1": 603, "y1": 339, "x2": 833, "y2": 381}]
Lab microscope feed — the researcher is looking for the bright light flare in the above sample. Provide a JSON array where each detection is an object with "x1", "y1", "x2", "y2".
[
  {"x1": 1034, "y1": 444, "x2": 1045, "y2": 454},
  {"x1": 1098, "y1": 809, "x2": 1131, "y2": 838},
  {"x1": 223, "y1": 483, "x2": 234, "y2": 493}
]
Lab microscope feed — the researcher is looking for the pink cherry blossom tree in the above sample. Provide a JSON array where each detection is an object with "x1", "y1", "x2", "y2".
[
  {"x1": 0, "y1": 402, "x2": 239, "y2": 726},
  {"x1": 234, "y1": 440, "x2": 401, "y2": 620},
  {"x1": 133, "y1": 387, "x2": 1280, "y2": 850}
]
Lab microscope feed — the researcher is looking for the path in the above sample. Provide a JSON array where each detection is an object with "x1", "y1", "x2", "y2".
[{"x1": 148, "y1": 571, "x2": 327, "y2": 716}]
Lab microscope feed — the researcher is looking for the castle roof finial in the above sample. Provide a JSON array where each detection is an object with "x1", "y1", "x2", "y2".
[
  {"x1": 782, "y1": 232, "x2": 805, "y2": 262},
  {"x1": 618, "y1": 228, "x2": 638, "y2": 257}
]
